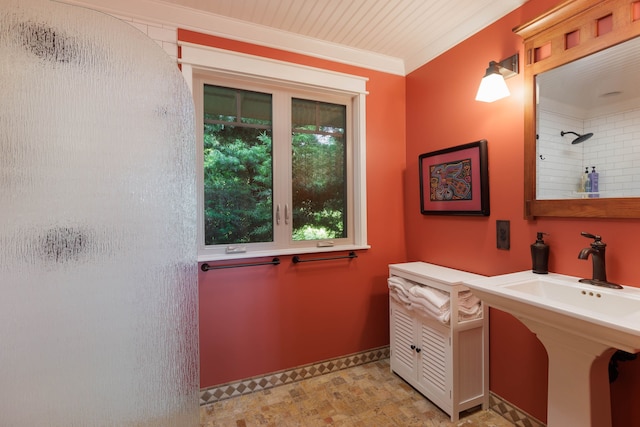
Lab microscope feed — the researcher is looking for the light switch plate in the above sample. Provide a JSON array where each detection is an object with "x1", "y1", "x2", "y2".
[{"x1": 496, "y1": 220, "x2": 510, "y2": 250}]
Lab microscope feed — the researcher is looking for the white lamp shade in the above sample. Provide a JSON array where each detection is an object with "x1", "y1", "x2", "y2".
[{"x1": 475, "y1": 73, "x2": 510, "y2": 102}]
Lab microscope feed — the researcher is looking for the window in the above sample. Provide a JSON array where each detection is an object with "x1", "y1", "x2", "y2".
[
  {"x1": 180, "y1": 45, "x2": 368, "y2": 260},
  {"x1": 201, "y1": 84, "x2": 349, "y2": 250}
]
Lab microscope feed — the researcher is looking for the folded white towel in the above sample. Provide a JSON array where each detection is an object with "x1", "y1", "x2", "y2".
[
  {"x1": 387, "y1": 276, "x2": 414, "y2": 292},
  {"x1": 458, "y1": 310, "x2": 482, "y2": 321},
  {"x1": 406, "y1": 292, "x2": 450, "y2": 323},
  {"x1": 409, "y1": 284, "x2": 450, "y2": 310},
  {"x1": 387, "y1": 282, "x2": 407, "y2": 296},
  {"x1": 458, "y1": 291, "x2": 481, "y2": 309},
  {"x1": 387, "y1": 277, "x2": 414, "y2": 310},
  {"x1": 458, "y1": 302, "x2": 481, "y2": 316},
  {"x1": 388, "y1": 278, "x2": 411, "y2": 300},
  {"x1": 389, "y1": 288, "x2": 412, "y2": 306}
]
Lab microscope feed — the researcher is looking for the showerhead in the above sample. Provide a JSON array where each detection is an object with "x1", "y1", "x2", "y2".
[{"x1": 561, "y1": 130, "x2": 594, "y2": 144}]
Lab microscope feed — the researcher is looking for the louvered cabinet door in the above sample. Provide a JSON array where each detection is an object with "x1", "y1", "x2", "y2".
[
  {"x1": 389, "y1": 301, "x2": 418, "y2": 380},
  {"x1": 417, "y1": 319, "x2": 453, "y2": 413}
]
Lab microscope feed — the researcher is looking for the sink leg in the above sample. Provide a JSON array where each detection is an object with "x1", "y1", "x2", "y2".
[{"x1": 524, "y1": 319, "x2": 617, "y2": 427}]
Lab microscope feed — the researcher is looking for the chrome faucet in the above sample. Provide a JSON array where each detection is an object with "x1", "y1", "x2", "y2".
[{"x1": 577, "y1": 232, "x2": 622, "y2": 289}]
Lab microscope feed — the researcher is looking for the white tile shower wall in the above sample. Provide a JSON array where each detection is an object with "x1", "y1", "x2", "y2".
[
  {"x1": 584, "y1": 107, "x2": 640, "y2": 197},
  {"x1": 113, "y1": 14, "x2": 178, "y2": 61},
  {"x1": 538, "y1": 106, "x2": 640, "y2": 199},
  {"x1": 537, "y1": 109, "x2": 585, "y2": 199}
]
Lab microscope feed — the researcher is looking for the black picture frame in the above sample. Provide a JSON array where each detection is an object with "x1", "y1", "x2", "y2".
[{"x1": 419, "y1": 139, "x2": 490, "y2": 216}]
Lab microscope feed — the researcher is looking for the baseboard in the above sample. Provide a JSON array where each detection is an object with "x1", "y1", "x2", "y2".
[
  {"x1": 199, "y1": 346, "x2": 390, "y2": 406},
  {"x1": 489, "y1": 392, "x2": 546, "y2": 427}
]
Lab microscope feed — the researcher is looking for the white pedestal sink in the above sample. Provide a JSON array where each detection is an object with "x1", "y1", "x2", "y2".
[{"x1": 464, "y1": 271, "x2": 640, "y2": 427}]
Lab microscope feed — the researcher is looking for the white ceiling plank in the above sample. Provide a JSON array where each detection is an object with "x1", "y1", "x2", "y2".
[
  {"x1": 315, "y1": 1, "x2": 369, "y2": 42},
  {"x1": 349, "y1": 0, "x2": 399, "y2": 49},
  {"x1": 258, "y1": 0, "x2": 285, "y2": 27}
]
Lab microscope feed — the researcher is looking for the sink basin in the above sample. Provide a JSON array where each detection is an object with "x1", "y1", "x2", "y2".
[
  {"x1": 465, "y1": 271, "x2": 640, "y2": 353},
  {"x1": 464, "y1": 271, "x2": 640, "y2": 427},
  {"x1": 504, "y1": 278, "x2": 640, "y2": 318}
]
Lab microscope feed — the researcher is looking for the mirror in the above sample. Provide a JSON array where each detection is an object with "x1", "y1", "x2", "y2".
[
  {"x1": 516, "y1": 0, "x2": 640, "y2": 218},
  {"x1": 536, "y1": 36, "x2": 640, "y2": 200}
]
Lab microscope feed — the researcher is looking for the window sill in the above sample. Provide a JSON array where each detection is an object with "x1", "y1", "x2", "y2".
[{"x1": 197, "y1": 244, "x2": 370, "y2": 263}]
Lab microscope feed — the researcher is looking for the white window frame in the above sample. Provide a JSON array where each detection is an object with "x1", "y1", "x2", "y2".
[{"x1": 179, "y1": 42, "x2": 369, "y2": 261}]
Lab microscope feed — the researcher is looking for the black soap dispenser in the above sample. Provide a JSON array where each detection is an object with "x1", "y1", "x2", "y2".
[{"x1": 531, "y1": 232, "x2": 549, "y2": 274}]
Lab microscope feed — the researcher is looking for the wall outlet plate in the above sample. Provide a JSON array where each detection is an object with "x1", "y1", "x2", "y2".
[{"x1": 496, "y1": 220, "x2": 510, "y2": 250}]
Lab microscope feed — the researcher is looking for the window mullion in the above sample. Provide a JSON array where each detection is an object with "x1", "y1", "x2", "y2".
[{"x1": 272, "y1": 91, "x2": 292, "y2": 248}]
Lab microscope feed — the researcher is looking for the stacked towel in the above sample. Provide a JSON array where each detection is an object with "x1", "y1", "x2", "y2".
[
  {"x1": 387, "y1": 276, "x2": 414, "y2": 293},
  {"x1": 458, "y1": 291, "x2": 482, "y2": 319},
  {"x1": 387, "y1": 277, "x2": 483, "y2": 324},
  {"x1": 407, "y1": 284, "x2": 451, "y2": 323},
  {"x1": 410, "y1": 284, "x2": 450, "y2": 309},
  {"x1": 387, "y1": 276, "x2": 413, "y2": 306}
]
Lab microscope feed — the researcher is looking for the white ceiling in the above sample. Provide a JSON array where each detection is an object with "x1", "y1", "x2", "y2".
[{"x1": 62, "y1": 0, "x2": 528, "y2": 75}]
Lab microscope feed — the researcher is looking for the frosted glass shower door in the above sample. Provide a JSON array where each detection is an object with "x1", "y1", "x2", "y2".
[{"x1": 0, "y1": 0, "x2": 198, "y2": 425}]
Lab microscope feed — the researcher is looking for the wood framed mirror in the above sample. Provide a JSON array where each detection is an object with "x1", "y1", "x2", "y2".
[{"x1": 515, "y1": 0, "x2": 640, "y2": 218}]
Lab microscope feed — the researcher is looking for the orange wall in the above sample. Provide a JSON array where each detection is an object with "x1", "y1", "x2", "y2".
[
  {"x1": 180, "y1": 30, "x2": 408, "y2": 388},
  {"x1": 405, "y1": 0, "x2": 640, "y2": 425}
]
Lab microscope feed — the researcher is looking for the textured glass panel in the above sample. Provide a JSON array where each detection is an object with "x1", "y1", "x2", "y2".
[{"x1": 0, "y1": 0, "x2": 198, "y2": 426}]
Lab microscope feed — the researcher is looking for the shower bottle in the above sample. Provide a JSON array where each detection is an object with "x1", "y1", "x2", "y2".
[
  {"x1": 589, "y1": 166, "x2": 599, "y2": 198},
  {"x1": 581, "y1": 167, "x2": 589, "y2": 197},
  {"x1": 584, "y1": 167, "x2": 592, "y2": 194}
]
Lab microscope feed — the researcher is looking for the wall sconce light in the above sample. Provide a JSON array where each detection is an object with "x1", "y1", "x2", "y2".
[{"x1": 475, "y1": 53, "x2": 519, "y2": 103}]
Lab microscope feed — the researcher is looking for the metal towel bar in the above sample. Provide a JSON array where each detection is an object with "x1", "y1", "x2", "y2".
[
  {"x1": 201, "y1": 258, "x2": 280, "y2": 271},
  {"x1": 292, "y1": 251, "x2": 357, "y2": 264}
]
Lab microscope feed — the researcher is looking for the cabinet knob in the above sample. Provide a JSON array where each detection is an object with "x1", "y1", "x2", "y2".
[
  {"x1": 410, "y1": 344, "x2": 416, "y2": 350},
  {"x1": 415, "y1": 347, "x2": 422, "y2": 353}
]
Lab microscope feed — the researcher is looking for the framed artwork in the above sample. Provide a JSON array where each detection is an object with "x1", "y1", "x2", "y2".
[{"x1": 419, "y1": 139, "x2": 489, "y2": 216}]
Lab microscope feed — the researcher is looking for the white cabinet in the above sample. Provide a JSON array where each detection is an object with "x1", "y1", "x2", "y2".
[{"x1": 389, "y1": 262, "x2": 489, "y2": 422}]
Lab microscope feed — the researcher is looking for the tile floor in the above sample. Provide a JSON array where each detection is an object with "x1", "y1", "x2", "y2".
[{"x1": 200, "y1": 359, "x2": 515, "y2": 426}]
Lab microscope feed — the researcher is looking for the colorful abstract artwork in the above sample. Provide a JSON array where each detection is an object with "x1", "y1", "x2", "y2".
[
  {"x1": 429, "y1": 159, "x2": 472, "y2": 201},
  {"x1": 419, "y1": 140, "x2": 489, "y2": 216}
]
